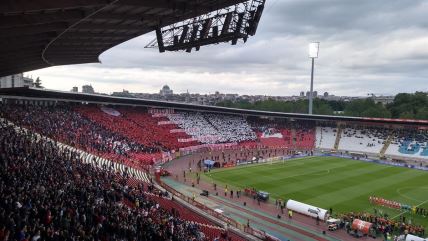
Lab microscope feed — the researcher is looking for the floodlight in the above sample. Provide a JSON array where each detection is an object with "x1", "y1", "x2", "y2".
[
  {"x1": 309, "y1": 42, "x2": 320, "y2": 58},
  {"x1": 308, "y1": 42, "x2": 320, "y2": 115}
]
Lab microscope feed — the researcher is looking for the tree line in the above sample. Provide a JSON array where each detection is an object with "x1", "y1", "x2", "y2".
[{"x1": 216, "y1": 92, "x2": 428, "y2": 120}]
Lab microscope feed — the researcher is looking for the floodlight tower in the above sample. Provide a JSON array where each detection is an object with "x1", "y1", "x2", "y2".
[{"x1": 308, "y1": 42, "x2": 319, "y2": 115}]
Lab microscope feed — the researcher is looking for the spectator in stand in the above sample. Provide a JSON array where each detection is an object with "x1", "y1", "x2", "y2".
[
  {"x1": 0, "y1": 104, "x2": 161, "y2": 168},
  {"x1": 0, "y1": 119, "x2": 207, "y2": 241},
  {"x1": 167, "y1": 112, "x2": 257, "y2": 144}
]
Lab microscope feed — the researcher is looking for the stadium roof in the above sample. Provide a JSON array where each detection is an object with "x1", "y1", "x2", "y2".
[
  {"x1": 0, "y1": 0, "x2": 247, "y2": 77},
  {"x1": 1, "y1": 87, "x2": 428, "y2": 127}
]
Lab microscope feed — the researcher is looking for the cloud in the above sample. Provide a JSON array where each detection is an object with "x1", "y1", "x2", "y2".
[{"x1": 27, "y1": 0, "x2": 428, "y2": 97}]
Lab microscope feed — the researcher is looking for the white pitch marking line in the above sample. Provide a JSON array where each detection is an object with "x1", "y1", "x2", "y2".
[{"x1": 391, "y1": 199, "x2": 428, "y2": 219}]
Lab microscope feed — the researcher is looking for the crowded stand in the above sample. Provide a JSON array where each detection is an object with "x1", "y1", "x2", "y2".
[
  {"x1": 316, "y1": 126, "x2": 337, "y2": 150},
  {"x1": 0, "y1": 119, "x2": 221, "y2": 241},
  {"x1": 77, "y1": 106, "x2": 197, "y2": 151},
  {"x1": 117, "y1": 107, "x2": 199, "y2": 149},
  {"x1": 338, "y1": 126, "x2": 389, "y2": 154},
  {"x1": 385, "y1": 129, "x2": 428, "y2": 159},
  {"x1": 204, "y1": 113, "x2": 257, "y2": 143},
  {"x1": 0, "y1": 104, "x2": 161, "y2": 169},
  {"x1": 249, "y1": 118, "x2": 315, "y2": 150},
  {"x1": 294, "y1": 128, "x2": 315, "y2": 150},
  {"x1": 257, "y1": 129, "x2": 289, "y2": 148},
  {"x1": 249, "y1": 118, "x2": 291, "y2": 147},
  {"x1": 167, "y1": 112, "x2": 220, "y2": 144},
  {"x1": 167, "y1": 112, "x2": 257, "y2": 144}
]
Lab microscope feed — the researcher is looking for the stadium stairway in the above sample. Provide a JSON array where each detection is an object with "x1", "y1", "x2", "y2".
[
  {"x1": 334, "y1": 125, "x2": 343, "y2": 150},
  {"x1": 291, "y1": 128, "x2": 296, "y2": 146},
  {"x1": 380, "y1": 131, "x2": 394, "y2": 157}
]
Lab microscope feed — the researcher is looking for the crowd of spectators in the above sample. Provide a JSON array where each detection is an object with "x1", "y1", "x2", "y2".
[
  {"x1": 167, "y1": 112, "x2": 257, "y2": 144},
  {"x1": 247, "y1": 118, "x2": 315, "y2": 150},
  {"x1": 78, "y1": 106, "x2": 197, "y2": 151},
  {"x1": 0, "y1": 119, "x2": 210, "y2": 241},
  {"x1": 204, "y1": 114, "x2": 256, "y2": 143},
  {"x1": 0, "y1": 104, "x2": 160, "y2": 167}
]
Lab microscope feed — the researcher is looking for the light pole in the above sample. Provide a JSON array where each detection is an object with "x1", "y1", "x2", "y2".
[{"x1": 308, "y1": 42, "x2": 319, "y2": 115}]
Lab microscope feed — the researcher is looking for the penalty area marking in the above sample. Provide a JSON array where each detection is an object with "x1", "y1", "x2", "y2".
[
  {"x1": 396, "y1": 186, "x2": 428, "y2": 203},
  {"x1": 391, "y1": 186, "x2": 428, "y2": 219}
]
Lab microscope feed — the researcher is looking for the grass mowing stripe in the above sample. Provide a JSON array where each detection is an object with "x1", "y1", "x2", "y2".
[
  {"x1": 211, "y1": 157, "x2": 361, "y2": 186},
  {"x1": 204, "y1": 156, "x2": 428, "y2": 229},
  {"x1": 275, "y1": 162, "x2": 390, "y2": 194},
  {"x1": 304, "y1": 169, "x2": 426, "y2": 207},
  {"x1": 285, "y1": 165, "x2": 406, "y2": 202}
]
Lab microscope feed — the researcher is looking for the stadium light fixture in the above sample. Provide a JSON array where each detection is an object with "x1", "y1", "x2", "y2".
[
  {"x1": 308, "y1": 42, "x2": 319, "y2": 115},
  {"x1": 309, "y1": 42, "x2": 320, "y2": 58}
]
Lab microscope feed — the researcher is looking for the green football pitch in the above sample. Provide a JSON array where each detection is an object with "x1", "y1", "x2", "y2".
[{"x1": 203, "y1": 156, "x2": 428, "y2": 228}]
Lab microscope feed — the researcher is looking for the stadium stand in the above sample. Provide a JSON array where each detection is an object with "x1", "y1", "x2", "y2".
[
  {"x1": 0, "y1": 104, "x2": 166, "y2": 168},
  {"x1": 168, "y1": 112, "x2": 222, "y2": 144},
  {"x1": 117, "y1": 107, "x2": 199, "y2": 149},
  {"x1": 338, "y1": 126, "x2": 389, "y2": 154},
  {"x1": 316, "y1": 126, "x2": 337, "y2": 150},
  {"x1": 167, "y1": 112, "x2": 257, "y2": 144},
  {"x1": 76, "y1": 106, "x2": 200, "y2": 163},
  {"x1": 385, "y1": 129, "x2": 428, "y2": 159},
  {"x1": 248, "y1": 118, "x2": 315, "y2": 150},
  {"x1": 7, "y1": 101, "x2": 428, "y2": 161},
  {"x1": 294, "y1": 128, "x2": 315, "y2": 150},
  {"x1": 204, "y1": 113, "x2": 257, "y2": 143},
  {"x1": 0, "y1": 119, "x2": 219, "y2": 241},
  {"x1": 2, "y1": 94, "x2": 428, "y2": 241}
]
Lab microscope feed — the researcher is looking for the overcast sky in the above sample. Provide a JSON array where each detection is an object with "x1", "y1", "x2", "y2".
[{"x1": 27, "y1": 0, "x2": 428, "y2": 96}]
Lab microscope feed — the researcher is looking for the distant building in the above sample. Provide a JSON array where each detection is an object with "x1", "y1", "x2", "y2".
[
  {"x1": 82, "y1": 85, "x2": 95, "y2": 94},
  {"x1": 306, "y1": 91, "x2": 317, "y2": 98},
  {"x1": 159, "y1": 85, "x2": 173, "y2": 96},
  {"x1": 71, "y1": 86, "x2": 78, "y2": 92},
  {"x1": 0, "y1": 73, "x2": 33, "y2": 88},
  {"x1": 373, "y1": 95, "x2": 395, "y2": 105},
  {"x1": 300, "y1": 91, "x2": 305, "y2": 97},
  {"x1": 323, "y1": 92, "x2": 329, "y2": 97},
  {"x1": 112, "y1": 89, "x2": 134, "y2": 98}
]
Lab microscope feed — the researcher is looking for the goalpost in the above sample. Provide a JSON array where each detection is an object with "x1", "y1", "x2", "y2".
[{"x1": 268, "y1": 156, "x2": 283, "y2": 165}]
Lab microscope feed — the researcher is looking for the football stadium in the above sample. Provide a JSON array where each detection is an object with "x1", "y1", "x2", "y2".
[{"x1": 1, "y1": 1, "x2": 427, "y2": 241}]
